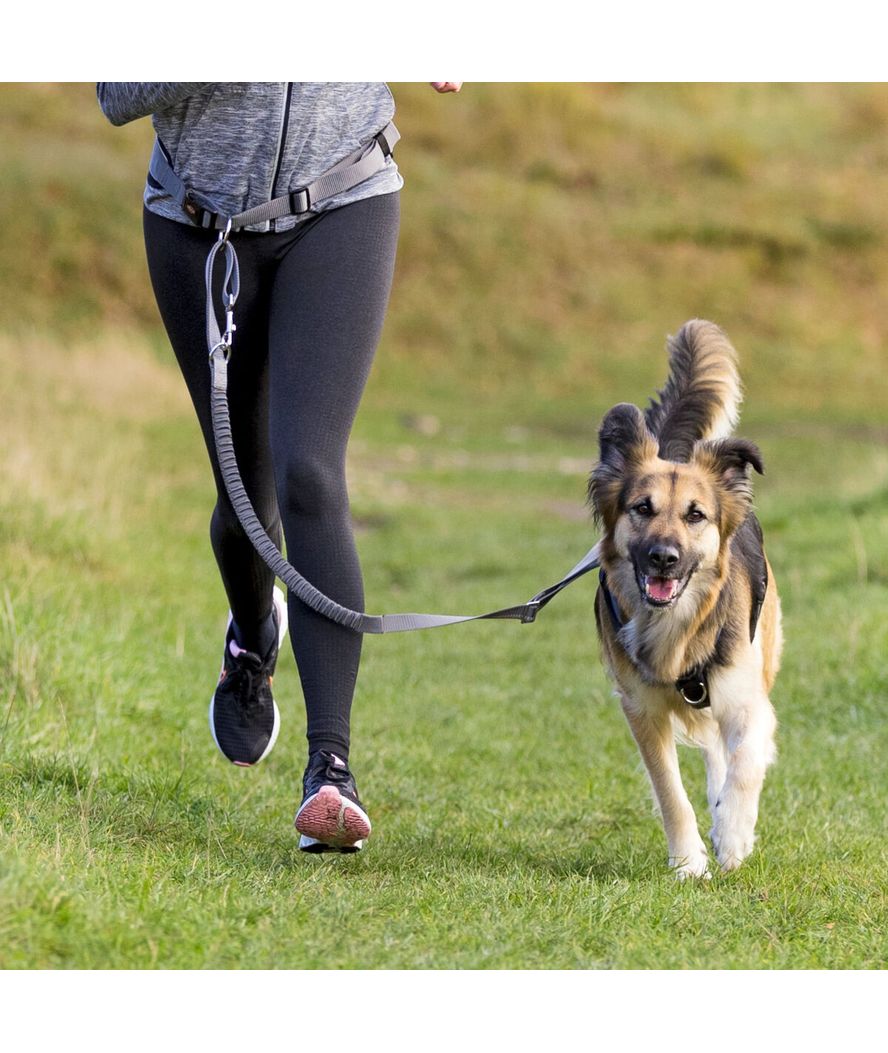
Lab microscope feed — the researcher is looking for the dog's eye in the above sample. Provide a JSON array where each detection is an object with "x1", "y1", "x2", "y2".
[
  {"x1": 686, "y1": 508, "x2": 707, "y2": 523},
  {"x1": 632, "y1": 500, "x2": 654, "y2": 517}
]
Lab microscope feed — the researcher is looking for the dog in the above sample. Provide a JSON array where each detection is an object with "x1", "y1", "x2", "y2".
[{"x1": 588, "y1": 320, "x2": 781, "y2": 878}]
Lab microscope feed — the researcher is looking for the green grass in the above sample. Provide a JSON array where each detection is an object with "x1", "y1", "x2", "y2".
[{"x1": 0, "y1": 84, "x2": 886, "y2": 969}]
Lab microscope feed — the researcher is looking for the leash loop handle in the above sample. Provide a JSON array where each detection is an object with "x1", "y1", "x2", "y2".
[{"x1": 205, "y1": 233, "x2": 241, "y2": 358}]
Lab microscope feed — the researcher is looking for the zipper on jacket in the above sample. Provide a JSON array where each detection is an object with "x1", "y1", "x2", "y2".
[{"x1": 269, "y1": 82, "x2": 293, "y2": 213}]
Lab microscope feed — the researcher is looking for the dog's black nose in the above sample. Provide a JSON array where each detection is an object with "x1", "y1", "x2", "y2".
[{"x1": 648, "y1": 544, "x2": 680, "y2": 571}]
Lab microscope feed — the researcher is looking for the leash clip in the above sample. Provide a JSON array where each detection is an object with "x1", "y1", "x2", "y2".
[
  {"x1": 223, "y1": 306, "x2": 236, "y2": 348},
  {"x1": 520, "y1": 599, "x2": 541, "y2": 624}
]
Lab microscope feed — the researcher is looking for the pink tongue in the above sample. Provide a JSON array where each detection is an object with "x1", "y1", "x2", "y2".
[{"x1": 646, "y1": 577, "x2": 678, "y2": 601}]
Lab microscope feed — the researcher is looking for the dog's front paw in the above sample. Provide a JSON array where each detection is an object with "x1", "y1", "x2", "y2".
[
  {"x1": 669, "y1": 845, "x2": 711, "y2": 881},
  {"x1": 710, "y1": 816, "x2": 756, "y2": 872}
]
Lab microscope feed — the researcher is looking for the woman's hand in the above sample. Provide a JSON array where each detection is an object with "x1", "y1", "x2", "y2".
[{"x1": 430, "y1": 82, "x2": 463, "y2": 93}]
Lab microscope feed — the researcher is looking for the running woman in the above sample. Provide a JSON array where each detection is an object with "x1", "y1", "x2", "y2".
[{"x1": 97, "y1": 81, "x2": 461, "y2": 853}]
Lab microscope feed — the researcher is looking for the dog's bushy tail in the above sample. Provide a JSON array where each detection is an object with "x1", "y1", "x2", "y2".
[{"x1": 644, "y1": 319, "x2": 742, "y2": 461}]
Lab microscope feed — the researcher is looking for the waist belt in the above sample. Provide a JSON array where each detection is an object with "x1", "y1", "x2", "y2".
[{"x1": 149, "y1": 121, "x2": 400, "y2": 231}]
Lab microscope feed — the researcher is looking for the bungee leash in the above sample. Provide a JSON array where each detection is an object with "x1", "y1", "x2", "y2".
[{"x1": 158, "y1": 119, "x2": 601, "y2": 633}]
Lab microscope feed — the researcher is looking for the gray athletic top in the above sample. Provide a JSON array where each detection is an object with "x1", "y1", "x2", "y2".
[{"x1": 96, "y1": 82, "x2": 403, "y2": 232}]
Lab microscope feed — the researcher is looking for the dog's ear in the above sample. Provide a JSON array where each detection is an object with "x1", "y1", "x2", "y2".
[
  {"x1": 588, "y1": 403, "x2": 657, "y2": 527},
  {"x1": 694, "y1": 437, "x2": 764, "y2": 531}
]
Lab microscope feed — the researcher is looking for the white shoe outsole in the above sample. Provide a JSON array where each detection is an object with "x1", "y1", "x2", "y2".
[{"x1": 298, "y1": 834, "x2": 364, "y2": 853}]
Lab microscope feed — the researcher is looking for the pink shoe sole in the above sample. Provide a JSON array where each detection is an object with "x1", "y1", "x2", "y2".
[{"x1": 295, "y1": 785, "x2": 371, "y2": 849}]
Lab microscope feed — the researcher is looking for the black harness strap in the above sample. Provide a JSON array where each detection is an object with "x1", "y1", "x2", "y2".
[{"x1": 597, "y1": 568, "x2": 766, "y2": 710}]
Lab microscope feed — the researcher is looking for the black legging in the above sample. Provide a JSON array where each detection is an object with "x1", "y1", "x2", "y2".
[{"x1": 144, "y1": 192, "x2": 400, "y2": 760}]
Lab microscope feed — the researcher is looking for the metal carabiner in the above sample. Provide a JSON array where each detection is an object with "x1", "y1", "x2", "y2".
[
  {"x1": 223, "y1": 304, "x2": 237, "y2": 348},
  {"x1": 209, "y1": 339, "x2": 233, "y2": 363},
  {"x1": 218, "y1": 216, "x2": 233, "y2": 243}
]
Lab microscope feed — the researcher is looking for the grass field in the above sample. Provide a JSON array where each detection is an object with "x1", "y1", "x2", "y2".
[{"x1": 0, "y1": 83, "x2": 886, "y2": 969}]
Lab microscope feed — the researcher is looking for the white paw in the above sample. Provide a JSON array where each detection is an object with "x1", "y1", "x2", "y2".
[
  {"x1": 670, "y1": 845, "x2": 712, "y2": 881},
  {"x1": 711, "y1": 819, "x2": 755, "y2": 872}
]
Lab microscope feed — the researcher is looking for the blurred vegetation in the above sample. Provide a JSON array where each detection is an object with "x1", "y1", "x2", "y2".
[{"x1": 2, "y1": 82, "x2": 887, "y2": 428}]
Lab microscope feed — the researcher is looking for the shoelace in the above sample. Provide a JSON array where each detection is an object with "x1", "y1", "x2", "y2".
[
  {"x1": 306, "y1": 753, "x2": 354, "y2": 793},
  {"x1": 228, "y1": 652, "x2": 271, "y2": 720},
  {"x1": 320, "y1": 762, "x2": 352, "y2": 787}
]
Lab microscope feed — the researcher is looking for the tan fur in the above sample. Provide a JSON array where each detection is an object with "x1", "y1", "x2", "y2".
[
  {"x1": 759, "y1": 577, "x2": 782, "y2": 694},
  {"x1": 669, "y1": 319, "x2": 743, "y2": 440},
  {"x1": 591, "y1": 322, "x2": 781, "y2": 878},
  {"x1": 645, "y1": 320, "x2": 743, "y2": 455}
]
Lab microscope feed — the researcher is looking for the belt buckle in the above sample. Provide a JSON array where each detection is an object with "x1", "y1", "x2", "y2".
[
  {"x1": 289, "y1": 187, "x2": 311, "y2": 214},
  {"x1": 183, "y1": 191, "x2": 217, "y2": 229}
]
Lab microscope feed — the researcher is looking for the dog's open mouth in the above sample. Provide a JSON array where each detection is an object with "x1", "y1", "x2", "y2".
[{"x1": 635, "y1": 570, "x2": 690, "y2": 608}]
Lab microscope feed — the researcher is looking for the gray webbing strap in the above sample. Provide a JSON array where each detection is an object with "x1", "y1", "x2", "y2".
[
  {"x1": 150, "y1": 122, "x2": 400, "y2": 231},
  {"x1": 149, "y1": 138, "x2": 188, "y2": 206}
]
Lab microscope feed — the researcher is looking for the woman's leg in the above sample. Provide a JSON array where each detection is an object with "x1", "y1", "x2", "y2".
[
  {"x1": 143, "y1": 209, "x2": 283, "y2": 651},
  {"x1": 267, "y1": 193, "x2": 400, "y2": 761}
]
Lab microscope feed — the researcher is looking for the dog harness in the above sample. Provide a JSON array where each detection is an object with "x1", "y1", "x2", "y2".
[{"x1": 598, "y1": 563, "x2": 767, "y2": 710}]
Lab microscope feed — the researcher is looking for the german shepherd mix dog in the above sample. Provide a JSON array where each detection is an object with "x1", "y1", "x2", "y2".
[{"x1": 589, "y1": 320, "x2": 781, "y2": 878}]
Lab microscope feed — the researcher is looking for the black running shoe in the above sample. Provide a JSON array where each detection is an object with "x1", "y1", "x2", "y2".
[
  {"x1": 295, "y1": 750, "x2": 371, "y2": 853},
  {"x1": 209, "y1": 587, "x2": 287, "y2": 766}
]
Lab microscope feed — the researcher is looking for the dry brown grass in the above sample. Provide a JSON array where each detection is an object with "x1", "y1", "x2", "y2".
[{"x1": 0, "y1": 330, "x2": 188, "y2": 525}]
